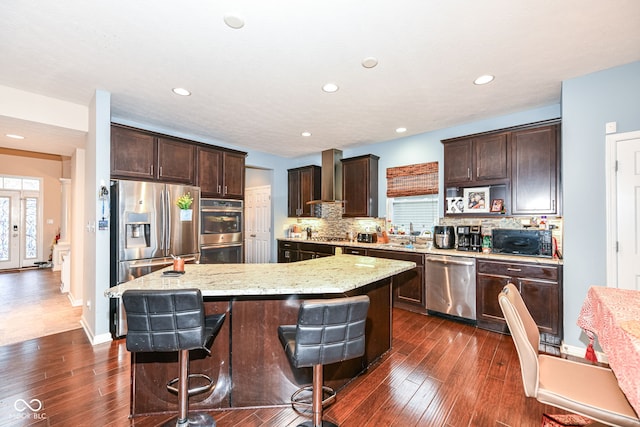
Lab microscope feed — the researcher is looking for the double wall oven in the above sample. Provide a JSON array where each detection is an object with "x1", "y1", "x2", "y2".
[{"x1": 200, "y1": 198, "x2": 244, "y2": 264}]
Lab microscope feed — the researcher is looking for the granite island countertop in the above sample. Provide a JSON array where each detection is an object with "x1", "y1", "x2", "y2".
[{"x1": 105, "y1": 254, "x2": 416, "y2": 298}]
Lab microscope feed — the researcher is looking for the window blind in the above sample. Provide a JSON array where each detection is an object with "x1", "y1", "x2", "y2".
[{"x1": 386, "y1": 162, "x2": 438, "y2": 197}]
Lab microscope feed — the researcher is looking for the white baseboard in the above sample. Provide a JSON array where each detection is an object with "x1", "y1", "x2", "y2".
[
  {"x1": 80, "y1": 318, "x2": 113, "y2": 346},
  {"x1": 562, "y1": 342, "x2": 608, "y2": 364},
  {"x1": 67, "y1": 293, "x2": 82, "y2": 307}
]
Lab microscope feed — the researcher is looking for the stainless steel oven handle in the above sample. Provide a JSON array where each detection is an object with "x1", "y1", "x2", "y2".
[
  {"x1": 201, "y1": 244, "x2": 242, "y2": 250},
  {"x1": 200, "y1": 208, "x2": 243, "y2": 213}
]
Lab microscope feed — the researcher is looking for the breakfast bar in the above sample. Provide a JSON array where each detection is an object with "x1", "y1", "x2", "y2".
[{"x1": 105, "y1": 254, "x2": 415, "y2": 417}]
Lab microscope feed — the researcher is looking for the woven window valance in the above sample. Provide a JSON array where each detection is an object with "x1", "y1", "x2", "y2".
[{"x1": 386, "y1": 161, "x2": 439, "y2": 197}]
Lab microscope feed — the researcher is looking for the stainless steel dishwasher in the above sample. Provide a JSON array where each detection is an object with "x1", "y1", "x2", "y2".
[{"x1": 425, "y1": 254, "x2": 476, "y2": 321}]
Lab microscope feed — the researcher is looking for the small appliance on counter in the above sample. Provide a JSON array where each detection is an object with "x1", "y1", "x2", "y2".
[
  {"x1": 433, "y1": 226, "x2": 456, "y2": 249},
  {"x1": 492, "y1": 228, "x2": 554, "y2": 257},
  {"x1": 456, "y1": 225, "x2": 482, "y2": 252},
  {"x1": 357, "y1": 233, "x2": 377, "y2": 243}
]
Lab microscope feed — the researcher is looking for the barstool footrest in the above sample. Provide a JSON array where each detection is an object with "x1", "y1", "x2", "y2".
[
  {"x1": 167, "y1": 373, "x2": 214, "y2": 397},
  {"x1": 290, "y1": 385, "x2": 336, "y2": 414}
]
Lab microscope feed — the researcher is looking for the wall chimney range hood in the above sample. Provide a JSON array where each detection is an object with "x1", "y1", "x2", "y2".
[{"x1": 308, "y1": 148, "x2": 343, "y2": 204}]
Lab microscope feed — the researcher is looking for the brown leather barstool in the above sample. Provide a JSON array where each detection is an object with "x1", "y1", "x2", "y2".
[
  {"x1": 123, "y1": 289, "x2": 225, "y2": 427},
  {"x1": 278, "y1": 295, "x2": 370, "y2": 427}
]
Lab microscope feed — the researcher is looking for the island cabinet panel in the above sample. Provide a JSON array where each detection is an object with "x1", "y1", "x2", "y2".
[
  {"x1": 197, "y1": 147, "x2": 246, "y2": 199},
  {"x1": 341, "y1": 154, "x2": 379, "y2": 217},
  {"x1": 511, "y1": 124, "x2": 560, "y2": 215},
  {"x1": 367, "y1": 249, "x2": 426, "y2": 314},
  {"x1": 229, "y1": 279, "x2": 391, "y2": 407},
  {"x1": 130, "y1": 301, "x2": 231, "y2": 416},
  {"x1": 476, "y1": 259, "x2": 562, "y2": 349}
]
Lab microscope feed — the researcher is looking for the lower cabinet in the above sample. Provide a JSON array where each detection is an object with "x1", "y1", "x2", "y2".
[
  {"x1": 476, "y1": 259, "x2": 563, "y2": 349},
  {"x1": 277, "y1": 241, "x2": 299, "y2": 263},
  {"x1": 368, "y1": 249, "x2": 426, "y2": 314},
  {"x1": 298, "y1": 242, "x2": 335, "y2": 260},
  {"x1": 277, "y1": 240, "x2": 335, "y2": 262}
]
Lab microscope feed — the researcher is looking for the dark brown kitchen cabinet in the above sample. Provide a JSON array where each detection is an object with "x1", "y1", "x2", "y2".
[
  {"x1": 476, "y1": 259, "x2": 562, "y2": 350},
  {"x1": 443, "y1": 133, "x2": 509, "y2": 185},
  {"x1": 277, "y1": 241, "x2": 299, "y2": 263},
  {"x1": 277, "y1": 240, "x2": 334, "y2": 262},
  {"x1": 511, "y1": 124, "x2": 560, "y2": 215},
  {"x1": 111, "y1": 127, "x2": 195, "y2": 184},
  {"x1": 288, "y1": 166, "x2": 321, "y2": 217},
  {"x1": 198, "y1": 147, "x2": 246, "y2": 199},
  {"x1": 342, "y1": 154, "x2": 379, "y2": 218},
  {"x1": 111, "y1": 126, "x2": 157, "y2": 180},
  {"x1": 156, "y1": 137, "x2": 196, "y2": 184},
  {"x1": 298, "y1": 242, "x2": 335, "y2": 260},
  {"x1": 368, "y1": 249, "x2": 426, "y2": 314}
]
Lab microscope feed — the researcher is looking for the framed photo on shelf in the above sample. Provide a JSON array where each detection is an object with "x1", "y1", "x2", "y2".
[
  {"x1": 462, "y1": 187, "x2": 490, "y2": 213},
  {"x1": 446, "y1": 197, "x2": 465, "y2": 213},
  {"x1": 490, "y1": 198, "x2": 504, "y2": 213}
]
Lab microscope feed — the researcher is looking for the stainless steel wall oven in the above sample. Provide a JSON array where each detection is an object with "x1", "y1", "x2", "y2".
[{"x1": 200, "y1": 198, "x2": 243, "y2": 263}]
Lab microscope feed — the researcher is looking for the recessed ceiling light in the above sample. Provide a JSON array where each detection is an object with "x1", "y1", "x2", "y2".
[
  {"x1": 395, "y1": 127, "x2": 407, "y2": 133},
  {"x1": 172, "y1": 87, "x2": 191, "y2": 96},
  {"x1": 224, "y1": 14, "x2": 245, "y2": 29},
  {"x1": 322, "y1": 83, "x2": 339, "y2": 93},
  {"x1": 6, "y1": 134, "x2": 25, "y2": 139},
  {"x1": 474, "y1": 75, "x2": 495, "y2": 85},
  {"x1": 301, "y1": 131, "x2": 312, "y2": 137},
  {"x1": 362, "y1": 57, "x2": 379, "y2": 69}
]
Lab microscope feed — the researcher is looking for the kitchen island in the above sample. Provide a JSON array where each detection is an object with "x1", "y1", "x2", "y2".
[{"x1": 105, "y1": 254, "x2": 415, "y2": 417}]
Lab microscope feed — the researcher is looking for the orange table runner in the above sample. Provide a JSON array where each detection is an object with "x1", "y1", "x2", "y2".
[{"x1": 577, "y1": 286, "x2": 640, "y2": 416}]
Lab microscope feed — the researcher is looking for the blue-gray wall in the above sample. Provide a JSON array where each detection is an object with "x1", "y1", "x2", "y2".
[{"x1": 562, "y1": 60, "x2": 640, "y2": 347}]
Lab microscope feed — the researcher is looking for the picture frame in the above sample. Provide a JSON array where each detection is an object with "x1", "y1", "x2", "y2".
[
  {"x1": 446, "y1": 197, "x2": 465, "y2": 213},
  {"x1": 462, "y1": 187, "x2": 490, "y2": 213},
  {"x1": 490, "y1": 198, "x2": 504, "y2": 213}
]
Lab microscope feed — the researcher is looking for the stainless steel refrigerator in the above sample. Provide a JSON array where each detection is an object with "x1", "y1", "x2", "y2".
[{"x1": 109, "y1": 179, "x2": 200, "y2": 337}]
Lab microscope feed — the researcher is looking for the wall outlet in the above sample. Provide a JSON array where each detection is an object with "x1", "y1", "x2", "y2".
[{"x1": 605, "y1": 121, "x2": 617, "y2": 134}]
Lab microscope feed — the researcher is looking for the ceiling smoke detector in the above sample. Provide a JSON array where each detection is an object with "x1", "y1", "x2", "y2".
[{"x1": 224, "y1": 14, "x2": 245, "y2": 29}]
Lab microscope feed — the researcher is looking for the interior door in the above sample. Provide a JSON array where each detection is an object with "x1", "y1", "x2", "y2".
[
  {"x1": 244, "y1": 185, "x2": 271, "y2": 263},
  {"x1": 0, "y1": 190, "x2": 21, "y2": 269},
  {"x1": 615, "y1": 134, "x2": 640, "y2": 290}
]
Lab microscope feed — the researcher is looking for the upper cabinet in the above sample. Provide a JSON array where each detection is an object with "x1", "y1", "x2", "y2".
[
  {"x1": 111, "y1": 125, "x2": 194, "y2": 184},
  {"x1": 443, "y1": 121, "x2": 560, "y2": 216},
  {"x1": 287, "y1": 165, "x2": 321, "y2": 217},
  {"x1": 342, "y1": 154, "x2": 379, "y2": 217},
  {"x1": 511, "y1": 124, "x2": 560, "y2": 215},
  {"x1": 111, "y1": 124, "x2": 246, "y2": 198},
  {"x1": 443, "y1": 133, "x2": 509, "y2": 185},
  {"x1": 197, "y1": 146, "x2": 246, "y2": 199},
  {"x1": 156, "y1": 137, "x2": 196, "y2": 184}
]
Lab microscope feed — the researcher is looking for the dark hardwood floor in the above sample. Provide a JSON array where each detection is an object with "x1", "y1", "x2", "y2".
[{"x1": 0, "y1": 303, "x2": 570, "y2": 427}]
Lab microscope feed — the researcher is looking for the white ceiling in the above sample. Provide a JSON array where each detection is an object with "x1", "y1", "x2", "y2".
[{"x1": 1, "y1": 1, "x2": 639, "y2": 158}]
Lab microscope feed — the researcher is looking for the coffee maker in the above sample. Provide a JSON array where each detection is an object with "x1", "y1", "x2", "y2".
[{"x1": 456, "y1": 225, "x2": 482, "y2": 252}]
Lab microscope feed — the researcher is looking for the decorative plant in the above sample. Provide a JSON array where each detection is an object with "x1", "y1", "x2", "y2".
[{"x1": 176, "y1": 192, "x2": 194, "y2": 210}]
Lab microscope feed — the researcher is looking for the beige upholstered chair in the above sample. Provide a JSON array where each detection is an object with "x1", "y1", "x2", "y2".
[{"x1": 498, "y1": 283, "x2": 640, "y2": 427}]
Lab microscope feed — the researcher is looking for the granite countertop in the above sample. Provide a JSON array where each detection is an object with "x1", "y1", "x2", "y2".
[
  {"x1": 279, "y1": 238, "x2": 563, "y2": 266},
  {"x1": 105, "y1": 254, "x2": 416, "y2": 298}
]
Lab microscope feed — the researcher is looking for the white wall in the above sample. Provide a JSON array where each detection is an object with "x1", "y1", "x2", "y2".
[{"x1": 81, "y1": 90, "x2": 111, "y2": 344}]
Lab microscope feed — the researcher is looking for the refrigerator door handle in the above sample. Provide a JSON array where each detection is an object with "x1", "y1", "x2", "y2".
[
  {"x1": 165, "y1": 188, "x2": 172, "y2": 256},
  {"x1": 159, "y1": 189, "x2": 166, "y2": 251}
]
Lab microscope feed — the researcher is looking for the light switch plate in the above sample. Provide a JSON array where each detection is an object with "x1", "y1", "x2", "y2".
[{"x1": 606, "y1": 121, "x2": 617, "y2": 134}]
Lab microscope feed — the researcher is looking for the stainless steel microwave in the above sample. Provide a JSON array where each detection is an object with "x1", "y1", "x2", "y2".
[{"x1": 491, "y1": 228, "x2": 553, "y2": 257}]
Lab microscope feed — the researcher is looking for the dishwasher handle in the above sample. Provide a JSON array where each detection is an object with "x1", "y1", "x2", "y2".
[{"x1": 426, "y1": 256, "x2": 475, "y2": 267}]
